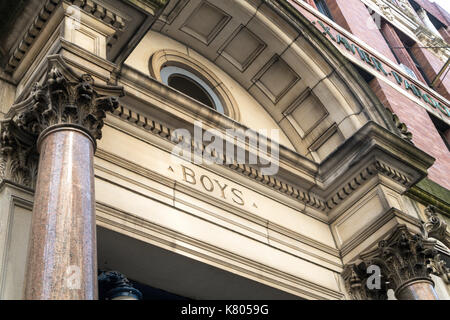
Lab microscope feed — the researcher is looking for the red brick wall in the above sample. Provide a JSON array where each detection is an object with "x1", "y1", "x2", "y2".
[
  {"x1": 411, "y1": 44, "x2": 450, "y2": 100},
  {"x1": 324, "y1": 0, "x2": 398, "y2": 62},
  {"x1": 369, "y1": 78, "x2": 450, "y2": 189}
]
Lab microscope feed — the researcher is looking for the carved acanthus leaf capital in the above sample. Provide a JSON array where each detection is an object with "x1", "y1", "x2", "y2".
[
  {"x1": 344, "y1": 225, "x2": 440, "y2": 299},
  {"x1": 427, "y1": 254, "x2": 450, "y2": 284},
  {"x1": 360, "y1": 226, "x2": 437, "y2": 293},
  {"x1": 9, "y1": 56, "x2": 123, "y2": 143},
  {"x1": 342, "y1": 263, "x2": 388, "y2": 300},
  {"x1": 0, "y1": 56, "x2": 123, "y2": 189},
  {"x1": 0, "y1": 121, "x2": 38, "y2": 188}
]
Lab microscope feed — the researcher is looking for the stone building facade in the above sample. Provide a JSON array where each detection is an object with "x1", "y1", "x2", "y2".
[{"x1": 0, "y1": 0, "x2": 449, "y2": 300}]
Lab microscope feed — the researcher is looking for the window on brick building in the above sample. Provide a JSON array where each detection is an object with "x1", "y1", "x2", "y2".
[
  {"x1": 404, "y1": 44, "x2": 432, "y2": 86},
  {"x1": 398, "y1": 29, "x2": 432, "y2": 86},
  {"x1": 314, "y1": 0, "x2": 334, "y2": 21},
  {"x1": 429, "y1": 113, "x2": 450, "y2": 151},
  {"x1": 379, "y1": 19, "x2": 431, "y2": 85}
]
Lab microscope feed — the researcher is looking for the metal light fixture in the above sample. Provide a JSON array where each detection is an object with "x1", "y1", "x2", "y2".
[{"x1": 98, "y1": 270, "x2": 143, "y2": 300}]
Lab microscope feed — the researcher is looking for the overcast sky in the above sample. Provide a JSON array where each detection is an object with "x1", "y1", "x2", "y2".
[{"x1": 429, "y1": 0, "x2": 450, "y2": 15}]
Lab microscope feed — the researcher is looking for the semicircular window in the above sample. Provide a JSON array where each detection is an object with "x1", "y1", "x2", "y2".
[{"x1": 161, "y1": 66, "x2": 224, "y2": 114}]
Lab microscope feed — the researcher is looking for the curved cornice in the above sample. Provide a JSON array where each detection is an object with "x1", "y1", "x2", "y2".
[{"x1": 267, "y1": 0, "x2": 401, "y2": 136}]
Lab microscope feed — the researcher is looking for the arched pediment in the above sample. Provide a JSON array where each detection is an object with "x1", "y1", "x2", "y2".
[{"x1": 124, "y1": 0, "x2": 394, "y2": 161}]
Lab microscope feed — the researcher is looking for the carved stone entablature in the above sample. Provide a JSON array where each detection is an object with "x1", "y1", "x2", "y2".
[
  {"x1": 375, "y1": 0, "x2": 394, "y2": 21},
  {"x1": 7, "y1": 55, "x2": 123, "y2": 147},
  {"x1": 385, "y1": 107, "x2": 413, "y2": 143},
  {"x1": 422, "y1": 205, "x2": 449, "y2": 248},
  {"x1": 326, "y1": 159, "x2": 411, "y2": 210},
  {"x1": 395, "y1": 0, "x2": 421, "y2": 23},
  {"x1": 0, "y1": 55, "x2": 123, "y2": 188},
  {"x1": 343, "y1": 225, "x2": 439, "y2": 299},
  {"x1": 415, "y1": 26, "x2": 449, "y2": 58}
]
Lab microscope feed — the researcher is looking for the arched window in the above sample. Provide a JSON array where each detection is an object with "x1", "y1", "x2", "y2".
[{"x1": 161, "y1": 66, "x2": 225, "y2": 114}]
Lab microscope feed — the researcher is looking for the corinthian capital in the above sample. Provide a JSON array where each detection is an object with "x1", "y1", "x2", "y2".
[
  {"x1": 360, "y1": 226, "x2": 437, "y2": 294},
  {"x1": 342, "y1": 263, "x2": 388, "y2": 300},
  {"x1": 8, "y1": 55, "x2": 124, "y2": 144},
  {"x1": 0, "y1": 121, "x2": 38, "y2": 188},
  {"x1": 0, "y1": 55, "x2": 123, "y2": 189},
  {"x1": 343, "y1": 225, "x2": 440, "y2": 299}
]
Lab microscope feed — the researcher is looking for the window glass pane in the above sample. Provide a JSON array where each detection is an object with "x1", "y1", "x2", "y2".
[
  {"x1": 161, "y1": 66, "x2": 225, "y2": 114},
  {"x1": 168, "y1": 75, "x2": 215, "y2": 109},
  {"x1": 314, "y1": 0, "x2": 333, "y2": 21}
]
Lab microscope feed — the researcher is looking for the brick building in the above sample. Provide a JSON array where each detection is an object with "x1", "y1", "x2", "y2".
[{"x1": 0, "y1": 0, "x2": 449, "y2": 300}]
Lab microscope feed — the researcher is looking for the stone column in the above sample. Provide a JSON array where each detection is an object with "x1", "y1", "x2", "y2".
[
  {"x1": 343, "y1": 225, "x2": 440, "y2": 300},
  {"x1": 26, "y1": 127, "x2": 97, "y2": 299},
  {"x1": 4, "y1": 56, "x2": 123, "y2": 299}
]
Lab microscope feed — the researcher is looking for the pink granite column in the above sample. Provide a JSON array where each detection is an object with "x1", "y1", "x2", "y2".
[
  {"x1": 24, "y1": 126, "x2": 97, "y2": 300},
  {"x1": 395, "y1": 279, "x2": 439, "y2": 300},
  {"x1": 10, "y1": 57, "x2": 123, "y2": 300}
]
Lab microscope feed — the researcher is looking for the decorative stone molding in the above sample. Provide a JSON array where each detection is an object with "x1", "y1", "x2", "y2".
[
  {"x1": 70, "y1": 0, "x2": 126, "y2": 29},
  {"x1": 428, "y1": 254, "x2": 450, "y2": 284},
  {"x1": 113, "y1": 104, "x2": 328, "y2": 212},
  {"x1": 415, "y1": 25, "x2": 449, "y2": 58},
  {"x1": 326, "y1": 160, "x2": 410, "y2": 210},
  {"x1": 0, "y1": 121, "x2": 39, "y2": 189},
  {"x1": 385, "y1": 107, "x2": 413, "y2": 143},
  {"x1": 422, "y1": 205, "x2": 449, "y2": 248},
  {"x1": 375, "y1": 0, "x2": 394, "y2": 21},
  {"x1": 395, "y1": 0, "x2": 421, "y2": 23},
  {"x1": 344, "y1": 225, "x2": 439, "y2": 299},
  {"x1": 5, "y1": 0, "x2": 126, "y2": 74},
  {"x1": 342, "y1": 263, "x2": 388, "y2": 300},
  {"x1": 7, "y1": 55, "x2": 123, "y2": 147},
  {"x1": 112, "y1": 105, "x2": 417, "y2": 215},
  {"x1": 149, "y1": 49, "x2": 241, "y2": 121}
]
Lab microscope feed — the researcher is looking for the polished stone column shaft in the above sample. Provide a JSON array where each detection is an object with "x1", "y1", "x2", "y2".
[
  {"x1": 395, "y1": 279, "x2": 439, "y2": 300},
  {"x1": 24, "y1": 127, "x2": 97, "y2": 300}
]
